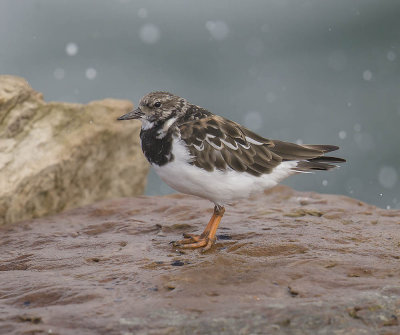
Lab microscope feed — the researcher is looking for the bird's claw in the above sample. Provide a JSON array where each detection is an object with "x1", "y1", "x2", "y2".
[{"x1": 171, "y1": 234, "x2": 216, "y2": 251}]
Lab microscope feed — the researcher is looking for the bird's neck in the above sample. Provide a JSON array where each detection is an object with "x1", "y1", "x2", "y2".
[{"x1": 139, "y1": 118, "x2": 177, "y2": 167}]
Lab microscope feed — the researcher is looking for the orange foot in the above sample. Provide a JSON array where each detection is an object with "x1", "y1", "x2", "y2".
[{"x1": 171, "y1": 205, "x2": 225, "y2": 251}]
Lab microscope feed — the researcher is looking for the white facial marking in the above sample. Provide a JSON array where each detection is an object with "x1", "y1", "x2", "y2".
[
  {"x1": 156, "y1": 117, "x2": 178, "y2": 139},
  {"x1": 141, "y1": 119, "x2": 155, "y2": 130},
  {"x1": 162, "y1": 117, "x2": 178, "y2": 131}
]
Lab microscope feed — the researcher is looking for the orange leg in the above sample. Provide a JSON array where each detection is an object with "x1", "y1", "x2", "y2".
[{"x1": 172, "y1": 205, "x2": 225, "y2": 251}]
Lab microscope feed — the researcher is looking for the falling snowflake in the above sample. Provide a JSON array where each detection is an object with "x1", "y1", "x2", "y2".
[
  {"x1": 85, "y1": 68, "x2": 97, "y2": 80},
  {"x1": 387, "y1": 51, "x2": 396, "y2": 62},
  {"x1": 139, "y1": 24, "x2": 160, "y2": 44},
  {"x1": 65, "y1": 43, "x2": 78, "y2": 56},
  {"x1": 378, "y1": 166, "x2": 398, "y2": 189},
  {"x1": 338, "y1": 130, "x2": 347, "y2": 139},
  {"x1": 362, "y1": 70, "x2": 372, "y2": 81},
  {"x1": 205, "y1": 20, "x2": 229, "y2": 40}
]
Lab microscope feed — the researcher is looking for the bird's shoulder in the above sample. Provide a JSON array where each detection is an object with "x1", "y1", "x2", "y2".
[{"x1": 176, "y1": 105, "x2": 270, "y2": 144}]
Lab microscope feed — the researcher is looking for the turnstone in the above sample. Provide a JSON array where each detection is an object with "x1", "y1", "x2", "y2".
[{"x1": 118, "y1": 91, "x2": 345, "y2": 251}]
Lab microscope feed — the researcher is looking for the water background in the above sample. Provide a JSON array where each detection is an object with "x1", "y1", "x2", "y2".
[{"x1": 1, "y1": 0, "x2": 399, "y2": 208}]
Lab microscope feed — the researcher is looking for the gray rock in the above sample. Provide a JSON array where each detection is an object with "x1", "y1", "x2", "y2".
[{"x1": 0, "y1": 75, "x2": 149, "y2": 225}]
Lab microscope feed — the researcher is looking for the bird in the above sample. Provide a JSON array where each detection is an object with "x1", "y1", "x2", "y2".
[{"x1": 118, "y1": 91, "x2": 345, "y2": 251}]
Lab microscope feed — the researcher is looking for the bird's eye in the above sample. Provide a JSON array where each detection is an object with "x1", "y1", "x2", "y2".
[{"x1": 154, "y1": 101, "x2": 161, "y2": 108}]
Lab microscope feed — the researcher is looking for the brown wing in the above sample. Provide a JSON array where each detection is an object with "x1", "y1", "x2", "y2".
[
  {"x1": 178, "y1": 116, "x2": 282, "y2": 176},
  {"x1": 178, "y1": 115, "x2": 346, "y2": 176}
]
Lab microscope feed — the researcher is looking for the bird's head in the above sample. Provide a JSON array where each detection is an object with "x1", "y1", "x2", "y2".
[{"x1": 118, "y1": 91, "x2": 188, "y2": 128}]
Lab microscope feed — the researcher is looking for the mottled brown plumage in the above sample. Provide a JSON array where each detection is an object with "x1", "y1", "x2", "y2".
[{"x1": 179, "y1": 115, "x2": 345, "y2": 177}]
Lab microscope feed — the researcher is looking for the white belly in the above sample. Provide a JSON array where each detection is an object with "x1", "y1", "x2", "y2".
[{"x1": 152, "y1": 138, "x2": 297, "y2": 205}]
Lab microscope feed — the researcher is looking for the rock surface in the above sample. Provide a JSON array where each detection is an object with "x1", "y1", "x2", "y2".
[
  {"x1": 0, "y1": 75, "x2": 149, "y2": 225},
  {"x1": 0, "y1": 186, "x2": 399, "y2": 334}
]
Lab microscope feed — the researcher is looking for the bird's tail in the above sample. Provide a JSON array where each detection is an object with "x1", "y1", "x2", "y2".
[{"x1": 270, "y1": 142, "x2": 346, "y2": 172}]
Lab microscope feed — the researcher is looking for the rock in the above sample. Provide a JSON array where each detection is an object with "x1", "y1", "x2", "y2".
[
  {"x1": 0, "y1": 185, "x2": 399, "y2": 334},
  {"x1": 0, "y1": 75, "x2": 149, "y2": 225}
]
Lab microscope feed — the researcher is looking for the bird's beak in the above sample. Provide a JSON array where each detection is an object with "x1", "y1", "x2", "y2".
[{"x1": 117, "y1": 107, "x2": 143, "y2": 120}]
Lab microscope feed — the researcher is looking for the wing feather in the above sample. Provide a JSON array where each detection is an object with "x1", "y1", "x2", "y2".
[
  {"x1": 179, "y1": 116, "x2": 281, "y2": 176},
  {"x1": 178, "y1": 114, "x2": 345, "y2": 176}
]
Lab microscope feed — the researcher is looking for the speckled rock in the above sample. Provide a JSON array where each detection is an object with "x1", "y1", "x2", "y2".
[
  {"x1": 0, "y1": 75, "x2": 149, "y2": 225},
  {"x1": 0, "y1": 186, "x2": 399, "y2": 334}
]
